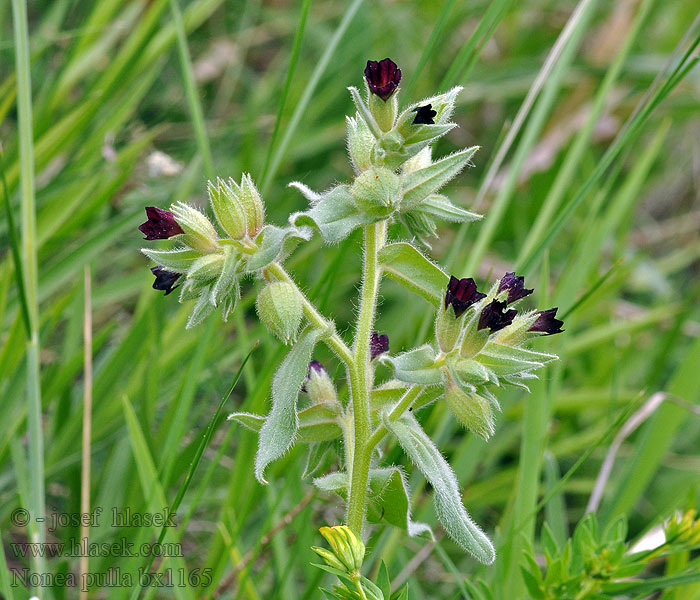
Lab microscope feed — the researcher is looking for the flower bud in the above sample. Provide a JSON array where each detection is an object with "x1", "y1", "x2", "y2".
[
  {"x1": 665, "y1": 510, "x2": 700, "y2": 546},
  {"x1": 396, "y1": 86, "x2": 462, "y2": 139},
  {"x1": 187, "y1": 253, "x2": 225, "y2": 281},
  {"x1": 313, "y1": 526, "x2": 365, "y2": 574},
  {"x1": 351, "y1": 166, "x2": 402, "y2": 217},
  {"x1": 412, "y1": 104, "x2": 437, "y2": 125},
  {"x1": 435, "y1": 305, "x2": 460, "y2": 352},
  {"x1": 305, "y1": 361, "x2": 337, "y2": 405},
  {"x1": 478, "y1": 300, "x2": 517, "y2": 333},
  {"x1": 170, "y1": 202, "x2": 219, "y2": 252},
  {"x1": 529, "y1": 307, "x2": 564, "y2": 335},
  {"x1": 208, "y1": 177, "x2": 247, "y2": 240},
  {"x1": 498, "y1": 272, "x2": 533, "y2": 304},
  {"x1": 445, "y1": 377, "x2": 495, "y2": 440},
  {"x1": 311, "y1": 546, "x2": 346, "y2": 572},
  {"x1": 256, "y1": 281, "x2": 303, "y2": 344},
  {"x1": 346, "y1": 116, "x2": 374, "y2": 173},
  {"x1": 444, "y1": 276, "x2": 486, "y2": 318},
  {"x1": 239, "y1": 174, "x2": 265, "y2": 237},
  {"x1": 370, "y1": 331, "x2": 389, "y2": 360}
]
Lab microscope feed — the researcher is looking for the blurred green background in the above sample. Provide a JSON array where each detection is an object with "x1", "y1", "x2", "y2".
[{"x1": 1, "y1": 0, "x2": 699, "y2": 598}]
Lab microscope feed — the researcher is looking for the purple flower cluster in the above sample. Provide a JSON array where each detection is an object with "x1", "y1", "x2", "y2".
[
  {"x1": 445, "y1": 273, "x2": 564, "y2": 335},
  {"x1": 140, "y1": 207, "x2": 184, "y2": 294}
]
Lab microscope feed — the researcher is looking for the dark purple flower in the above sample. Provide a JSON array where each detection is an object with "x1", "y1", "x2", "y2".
[
  {"x1": 445, "y1": 275, "x2": 486, "y2": 317},
  {"x1": 498, "y1": 272, "x2": 533, "y2": 304},
  {"x1": 151, "y1": 266, "x2": 181, "y2": 295},
  {"x1": 139, "y1": 207, "x2": 184, "y2": 240},
  {"x1": 529, "y1": 308, "x2": 564, "y2": 335},
  {"x1": 364, "y1": 58, "x2": 402, "y2": 101},
  {"x1": 308, "y1": 360, "x2": 327, "y2": 376},
  {"x1": 370, "y1": 331, "x2": 389, "y2": 360},
  {"x1": 412, "y1": 104, "x2": 437, "y2": 125},
  {"x1": 302, "y1": 360, "x2": 327, "y2": 393},
  {"x1": 478, "y1": 300, "x2": 517, "y2": 332}
]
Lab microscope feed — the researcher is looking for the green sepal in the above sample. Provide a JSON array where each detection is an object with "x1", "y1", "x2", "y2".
[
  {"x1": 415, "y1": 193, "x2": 482, "y2": 223},
  {"x1": 401, "y1": 147, "x2": 479, "y2": 210},
  {"x1": 141, "y1": 247, "x2": 201, "y2": 271},
  {"x1": 380, "y1": 345, "x2": 442, "y2": 385},
  {"x1": 185, "y1": 285, "x2": 215, "y2": 329},
  {"x1": 210, "y1": 245, "x2": 240, "y2": 317}
]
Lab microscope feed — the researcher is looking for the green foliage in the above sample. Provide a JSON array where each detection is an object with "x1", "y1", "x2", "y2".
[
  {"x1": 1, "y1": 0, "x2": 698, "y2": 598},
  {"x1": 520, "y1": 512, "x2": 700, "y2": 600}
]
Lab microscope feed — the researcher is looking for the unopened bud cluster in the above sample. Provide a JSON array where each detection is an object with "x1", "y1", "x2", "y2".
[
  {"x1": 665, "y1": 510, "x2": 700, "y2": 547},
  {"x1": 312, "y1": 526, "x2": 365, "y2": 575},
  {"x1": 139, "y1": 174, "x2": 310, "y2": 328}
]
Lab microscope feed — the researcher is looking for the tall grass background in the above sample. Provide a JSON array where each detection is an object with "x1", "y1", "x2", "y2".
[{"x1": 1, "y1": 0, "x2": 699, "y2": 598}]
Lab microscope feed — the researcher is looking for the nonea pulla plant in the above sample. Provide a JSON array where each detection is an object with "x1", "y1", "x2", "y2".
[{"x1": 139, "y1": 58, "x2": 563, "y2": 596}]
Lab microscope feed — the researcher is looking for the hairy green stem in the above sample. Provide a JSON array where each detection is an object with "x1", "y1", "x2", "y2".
[
  {"x1": 367, "y1": 384, "x2": 423, "y2": 449},
  {"x1": 266, "y1": 261, "x2": 353, "y2": 365},
  {"x1": 346, "y1": 221, "x2": 385, "y2": 534}
]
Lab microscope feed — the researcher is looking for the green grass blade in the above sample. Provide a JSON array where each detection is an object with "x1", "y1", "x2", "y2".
[
  {"x1": 518, "y1": 27, "x2": 700, "y2": 275},
  {"x1": 0, "y1": 149, "x2": 30, "y2": 336},
  {"x1": 11, "y1": 1, "x2": 46, "y2": 594},
  {"x1": 260, "y1": 0, "x2": 312, "y2": 186},
  {"x1": 130, "y1": 346, "x2": 254, "y2": 600},
  {"x1": 517, "y1": 0, "x2": 657, "y2": 263},
  {"x1": 599, "y1": 333, "x2": 700, "y2": 526},
  {"x1": 169, "y1": 0, "x2": 214, "y2": 178},
  {"x1": 460, "y1": 0, "x2": 600, "y2": 275},
  {"x1": 0, "y1": 529, "x2": 16, "y2": 600},
  {"x1": 260, "y1": 0, "x2": 365, "y2": 195},
  {"x1": 121, "y1": 394, "x2": 194, "y2": 600},
  {"x1": 402, "y1": 0, "x2": 457, "y2": 98},
  {"x1": 439, "y1": 0, "x2": 513, "y2": 90}
]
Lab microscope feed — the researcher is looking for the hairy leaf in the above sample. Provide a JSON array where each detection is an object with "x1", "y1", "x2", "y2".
[
  {"x1": 401, "y1": 147, "x2": 479, "y2": 210},
  {"x1": 290, "y1": 183, "x2": 374, "y2": 243},
  {"x1": 230, "y1": 402, "x2": 340, "y2": 445},
  {"x1": 383, "y1": 413, "x2": 496, "y2": 564},
  {"x1": 302, "y1": 441, "x2": 335, "y2": 479},
  {"x1": 366, "y1": 467, "x2": 432, "y2": 538},
  {"x1": 297, "y1": 404, "x2": 343, "y2": 442},
  {"x1": 254, "y1": 327, "x2": 323, "y2": 483},
  {"x1": 313, "y1": 468, "x2": 431, "y2": 539},
  {"x1": 379, "y1": 242, "x2": 449, "y2": 307},
  {"x1": 246, "y1": 223, "x2": 312, "y2": 272}
]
